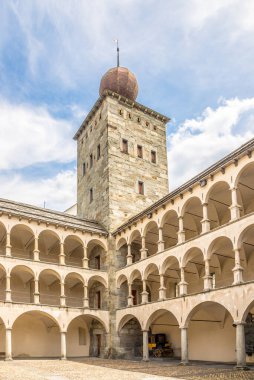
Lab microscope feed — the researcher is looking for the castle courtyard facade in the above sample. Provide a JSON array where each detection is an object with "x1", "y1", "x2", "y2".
[{"x1": 0, "y1": 65, "x2": 253, "y2": 370}]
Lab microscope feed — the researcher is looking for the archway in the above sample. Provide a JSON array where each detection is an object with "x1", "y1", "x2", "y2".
[
  {"x1": 87, "y1": 240, "x2": 107, "y2": 270},
  {"x1": 116, "y1": 238, "x2": 128, "y2": 268},
  {"x1": 10, "y1": 224, "x2": 34, "y2": 260},
  {"x1": 144, "y1": 221, "x2": 159, "y2": 256},
  {"x1": 38, "y1": 230, "x2": 60, "y2": 264},
  {"x1": 182, "y1": 197, "x2": 202, "y2": 240},
  {"x1": 129, "y1": 269, "x2": 142, "y2": 305},
  {"x1": 118, "y1": 315, "x2": 142, "y2": 358},
  {"x1": 88, "y1": 276, "x2": 107, "y2": 310},
  {"x1": 65, "y1": 273, "x2": 84, "y2": 308},
  {"x1": 144, "y1": 263, "x2": 159, "y2": 302},
  {"x1": 238, "y1": 224, "x2": 254, "y2": 282},
  {"x1": 236, "y1": 162, "x2": 254, "y2": 216},
  {"x1": 0, "y1": 317, "x2": 5, "y2": 357},
  {"x1": 117, "y1": 274, "x2": 128, "y2": 308},
  {"x1": 129, "y1": 230, "x2": 142, "y2": 262},
  {"x1": 183, "y1": 248, "x2": 204, "y2": 294},
  {"x1": 64, "y1": 235, "x2": 83, "y2": 267},
  {"x1": 11, "y1": 265, "x2": 34, "y2": 303},
  {"x1": 162, "y1": 256, "x2": 180, "y2": 298},
  {"x1": 161, "y1": 210, "x2": 178, "y2": 249},
  {"x1": 0, "y1": 265, "x2": 6, "y2": 301},
  {"x1": 12, "y1": 311, "x2": 60, "y2": 358},
  {"x1": 39, "y1": 269, "x2": 60, "y2": 306},
  {"x1": 208, "y1": 237, "x2": 234, "y2": 288},
  {"x1": 206, "y1": 181, "x2": 231, "y2": 230},
  {"x1": 0, "y1": 223, "x2": 6, "y2": 256}
]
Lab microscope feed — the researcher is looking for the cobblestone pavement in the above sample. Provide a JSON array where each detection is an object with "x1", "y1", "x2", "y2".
[{"x1": 1, "y1": 359, "x2": 254, "y2": 380}]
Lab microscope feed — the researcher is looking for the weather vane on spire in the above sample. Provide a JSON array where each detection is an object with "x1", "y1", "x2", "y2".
[{"x1": 114, "y1": 39, "x2": 120, "y2": 67}]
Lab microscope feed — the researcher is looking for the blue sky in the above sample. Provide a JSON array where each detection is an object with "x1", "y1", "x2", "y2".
[{"x1": 1, "y1": 0, "x2": 254, "y2": 211}]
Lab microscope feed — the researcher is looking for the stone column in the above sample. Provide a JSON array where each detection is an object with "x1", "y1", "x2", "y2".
[
  {"x1": 141, "y1": 279, "x2": 149, "y2": 304},
  {"x1": 233, "y1": 249, "x2": 244, "y2": 285},
  {"x1": 60, "y1": 331, "x2": 67, "y2": 360},
  {"x1": 178, "y1": 267, "x2": 188, "y2": 296},
  {"x1": 33, "y1": 237, "x2": 40, "y2": 261},
  {"x1": 203, "y1": 259, "x2": 212, "y2": 290},
  {"x1": 83, "y1": 284, "x2": 89, "y2": 308},
  {"x1": 158, "y1": 227, "x2": 165, "y2": 252},
  {"x1": 159, "y1": 274, "x2": 166, "y2": 300},
  {"x1": 177, "y1": 217, "x2": 185, "y2": 243},
  {"x1": 59, "y1": 242, "x2": 65, "y2": 265},
  {"x1": 33, "y1": 278, "x2": 40, "y2": 304},
  {"x1": 126, "y1": 244, "x2": 133, "y2": 265},
  {"x1": 82, "y1": 246, "x2": 89, "y2": 268},
  {"x1": 127, "y1": 282, "x2": 133, "y2": 307},
  {"x1": 180, "y1": 327, "x2": 189, "y2": 365},
  {"x1": 230, "y1": 187, "x2": 241, "y2": 220},
  {"x1": 5, "y1": 274, "x2": 11, "y2": 302},
  {"x1": 235, "y1": 322, "x2": 247, "y2": 369},
  {"x1": 142, "y1": 330, "x2": 149, "y2": 361},
  {"x1": 5, "y1": 328, "x2": 12, "y2": 361},
  {"x1": 201, "y1": 203, "x2": 210, "y2": 233},
  {"x1": 5, "y1": 232, "x2": 11, "y2": 257},
  {"x1": 60, "y1": 281, "x2": 66, "y2": 307},
  {"x1": 140, "y1": 236, "x2": 148, "y2": 259}
]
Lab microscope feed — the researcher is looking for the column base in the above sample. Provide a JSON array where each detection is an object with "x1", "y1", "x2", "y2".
[
  {"x1": 178, "y1": 281, "x2": 188, "y2": 296},
  {"x1": 141, "y1": 291, "x2": 149, "y2": 304},
  {"x1": 61, "y1": 357, "x2": 67, "y2": 360},
  {"x1": 142, "y1": 358, "x2": 149, "y2": 362},
  {"x1": 127, "y1": 296, "x2": 133, "y2": 307},
  {"x1": 178, "y1": 361, "x2": 189, "y2": 366},
  {"x1": 230, "y1": 205, "x2": 241, "y2": 220},
  {"x1": 203, "y1": 275, "x2": 212, "y2": 291},
  {"x1": 126, "y1": 255, "x2": 133, "y2": 265},
  {"x1": 233, "y1": 266, "x2": 244, "y2": 285},
  {"x1": 140, "y1": 249, "x2": 148, "y2": 260},
  {"x1": 157, "y1": 241, "x2": 165, "y2": 252},
  {"x1": 5, "y1": 357, "x2": 13, "y2": 361},
  {"x1": 235, "y1": 365, "x2": 250, "y2": 371}
]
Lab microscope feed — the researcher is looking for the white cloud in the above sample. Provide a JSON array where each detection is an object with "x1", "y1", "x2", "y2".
[
  {"x1": 0, "y1": 99, "x2": 76, "y2": 169},
  {"x1": 0, "y1": 169, "x2": 76, "y2": 211},
  {"x1": 168, "y1": 97, "x2": 254, "y2": 189}
]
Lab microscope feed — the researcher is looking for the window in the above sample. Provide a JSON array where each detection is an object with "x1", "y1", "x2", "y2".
[
  {"x1": 137, "y1": 145, "x2": 143, "y2": 158},
  {"x1": 138, "y1": 181, "x2": 144, "y2": 195},
  {"x1": 145, "y1": 121, "x2": 149, "y2": 127},
  {"x1": 89, "y1": 188, "x2": 93, "y2": 203},
  {"x1": 122, "y1": 139, "x2": 128, "y2": 154},
  {"x1": 137, "y1": 116, "x2": 141, "y2": 123},
  {"x1": 78, "y1": 328, "x2": 86, "y2": 345},
  {"x1": 95, "y1": 255, "x2": 101, "y2": 270},
  {"x1": 82, "y1": 162, "x2": 86, "y2": 176},
  {"x1": 97, "y1": 144, "x2": 101, "y2": 160},
  {"x1": 151, "y1": 150, "x2": 157, "y2": 164},
  {"x1": 90, "y1": 154, "x2": 93, "y2": 168},
  {"x1": 96, "y1": 291, "x2": 101, "y2": 309}
]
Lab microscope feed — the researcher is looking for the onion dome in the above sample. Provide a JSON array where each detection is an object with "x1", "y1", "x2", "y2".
[{"x1": 99, "y1": 66, "x2": 138, "y2": 101}]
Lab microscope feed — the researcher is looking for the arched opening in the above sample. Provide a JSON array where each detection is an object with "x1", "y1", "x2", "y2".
[
  {"x1": 0, "y1": 265, "x2": 6, "y2": 301},
  {"x1": 187, "y1": 302, "x2": 235, "y2": 362},
  {"x1": 87, "y1": 240, "x2": 107, "y2": 270},
  {"x1": 67, "y1": 315, "x2": 107, "y2": 358},
  {"x1": 161, "y1": 210, "x2": 179, "y2": 249},
  {"x1": 10, "y1": 224, "x2": 34, "y2": 260},
  {"x1": 236, "y1": 162, "x2": 254, "y2": 216},
  {"x1": 130, "y1": 270, "x2": 142, "y2": 305},
  {"x1": 182, "y1": 197, "x2": 202, "y2": 240},
  {"x1": 118, "y1": 315, "x2": 142, "y2": 359},
  {"x1": 208, "y1": 237, "x2": 234, "y2": 288},
  {"x1": 0, "y1": 317, "x2": 5, "y2": 357},
  {"x1": 116, "y1": 238, "x2": 128, "y2": 268},
  {"x1": 183, "y1": 248, "x2": 204, "y2": 294},
  {"x1": 144, "y1": 264, "x2": 159, "y2": 302},
  {"x1": 207, "y1": 181, "x2": 231, "y2": 230},
  {"x1": 129, "y1": 230, "x2": 142, "y2": 263},
  {"x1": 38, "y1": 230, "x2": 60, "y2": 264},
  {"x1": 145, "y1": 221, "x2": 159, "y2": 256},
  {"x1": 242, "y1": 301, "x2": 254, "y2": 363},
  {"x1": 12, "y1": 311, "x2": 60, "y2": 358},
  {"x1": 0, "y1": 223, "x2": 7, "y2": 256},
  {"x1": 65, "y1": 273, "x2": 84, "y2": 308},
  {"x1": 238, "y1": 224, "x2": 254, "y2": 282},
  {"x1": 117, "y1": 274, "x2": 128, "y2": 308},
  {"x1": 88, "y1": 276, "x2": 107, "y2": 310},
  {"x1": 146, "y1": 309, "x2": 180, "y2": 359},
  {"x1": 162, "y1": 256, "x2": 180, "y2": 298},
  {"x1": 11, "y1": 266, "x2": 34, "y2": 303},
  {"x1": 39, "y1": 269, "x2": 60, "y2": 306},
  {"x1": 64, "y1": 235, "x2": 83, "y2": 267}
]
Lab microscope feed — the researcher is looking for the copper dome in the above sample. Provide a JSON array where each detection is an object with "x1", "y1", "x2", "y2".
[{"x1": 99, "y1": 67, "x2": 138, "y2": 101}]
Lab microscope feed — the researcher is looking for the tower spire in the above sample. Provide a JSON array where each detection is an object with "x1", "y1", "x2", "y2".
[{"x1": 114, "y1": 39, "x2": 120, "y2": 67}]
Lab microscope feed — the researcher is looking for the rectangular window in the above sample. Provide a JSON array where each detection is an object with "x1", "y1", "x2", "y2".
[
  {"x1": 90, "y1": 153, "x2": 93, "y2": 168},
  {"x1": 89, "y1": 188, "x2": 93, "y2": 203},
  {"x1": 122, "y1": 139, "x2": 128, "y2": 154},
  {"x1": 138, "y1": 181, "x2": 144, "y2": 195},
  {"x1": 151, "y1": 150, "x2": 157, "y2": 164},
  {"x1": 82, "y1": 162, "x2": 86, "y2": 176},
  {"x1": 78, "y1": 327, "x2": 86, "y2": 345},
  {"x1": 132, "y1": 289, "x2": 137, "y2": 305},
  {"x1": 137, "y1": 145, "x2": 143, "y2": 158},
  {"x1": 97, "y1": 144, "x2": 101, "y2": 160}
]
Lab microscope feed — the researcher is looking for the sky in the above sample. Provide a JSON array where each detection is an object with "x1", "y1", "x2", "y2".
[{"x1": 1, "y1": 0, "x2": 254, "y2": 211}]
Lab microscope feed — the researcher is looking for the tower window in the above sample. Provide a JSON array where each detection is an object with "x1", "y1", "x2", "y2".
[
  {"x1": 137, "y1": 145, "x2": 143, "y2": 158},
  {"x1": 82, "y1": 162, "x2": 86, "y2": 176},
  {"x1": 89, "y1": 188, "x2": 93, "y2": 203},
  {"x1": 137, "y1": 117, "x2": 141, "y2": 123},
  {"x1": 151, "y1": 150, "x2": 157, "y2": 164},
  {"x1": 90, "y1": 154, "x2": 93, "y2": 168},
  {"x1": 138, "y1": 181, "x2": 144, "y2": 195},
  {"x1": 122, "y1": 139, "x2": 128, "y2": 154},
  {"x1": 97, "y1": 144, "x2": 101, "y2": 160},
  {"x1": 146, "y1": 121, "x2": 150, "y2": 127}
]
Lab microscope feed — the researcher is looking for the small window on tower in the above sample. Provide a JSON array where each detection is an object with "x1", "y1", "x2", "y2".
[
  {"x1": 82, "y1": 162, "x2": 86, "y2": 176},
  {"x1": 151, "y1": 150, "x2": 157, "y2": 164},
  {"x1": 138, "y1": 181, "x2": 144, "y2": 195},
  {"x1": 97, "y1": 144, "x2": 101, "y2": 160},
  {"x1": 90, "y1": 154, "x2": 93, "y2": 168},
  {"x1": 137, "y1": 145, "x2": 143, "y2": 158},
  {"x1": 122, "y1": 139, "x2": 128, "y2": 154},
  {"x1": 89, "y1": 188, "x2": 93, "y2": 203}
]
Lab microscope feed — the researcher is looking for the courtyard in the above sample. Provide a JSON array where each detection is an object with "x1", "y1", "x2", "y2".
[{"x1": 1, "y1": 359, "x2": 254, "y2": 380}]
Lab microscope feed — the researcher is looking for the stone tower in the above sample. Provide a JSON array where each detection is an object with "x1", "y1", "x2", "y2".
[{"x1": 74, "y1": 66, "x2": 169, "y2": 232}]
